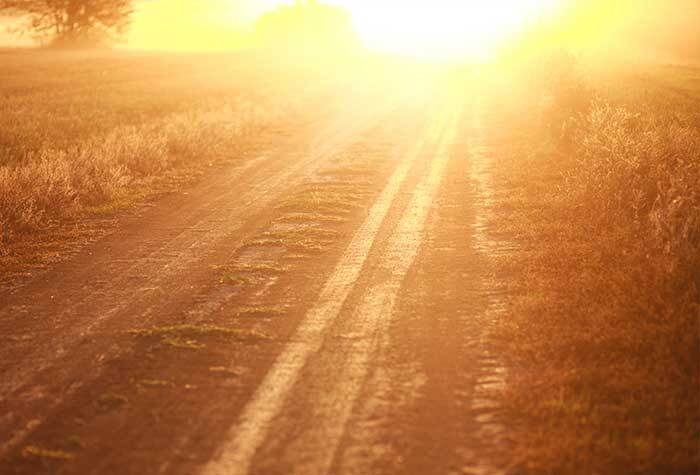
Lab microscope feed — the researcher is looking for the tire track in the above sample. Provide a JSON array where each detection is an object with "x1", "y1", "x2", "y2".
[
  {"x1": 276, "y1": 107, "x2": 460, "y2": 475},
  {"x1": 203, "y1": 102, "x2": 459, "y2": 475},
  {"x1": 0, "y1": 93, "x2": 411, "y2": 461}
]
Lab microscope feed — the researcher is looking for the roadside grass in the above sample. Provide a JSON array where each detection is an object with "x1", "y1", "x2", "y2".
[
  {"x1": 0, "y1": 99, "x2": 273, "y2": 250},
  {"x1": 0, "y1": 50, "x2": 333, "y2": 254},
  {"x1": 487, "y1": 65, "x2": 700, "y2": 474}
]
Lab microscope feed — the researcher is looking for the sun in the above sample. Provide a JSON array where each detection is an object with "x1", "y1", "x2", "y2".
[
  {"x1": 126, "y1": 0, "x2": 563, "y2": 57},
  {"x1": 332, "y1": 0, "x2": 563, "y2": 60}
]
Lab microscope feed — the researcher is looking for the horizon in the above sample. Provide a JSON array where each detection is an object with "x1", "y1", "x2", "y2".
[{"x1": 0, "y1": 0, "x2": 698, "y2": 63}]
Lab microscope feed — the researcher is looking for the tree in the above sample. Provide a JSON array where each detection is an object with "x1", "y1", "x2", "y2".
[
  {"x1": 0, "y1": 0, "x2": 134, "y2": 47},
  {"x1": 253, "y1": 0, "x2": 358, "y2": 57}
]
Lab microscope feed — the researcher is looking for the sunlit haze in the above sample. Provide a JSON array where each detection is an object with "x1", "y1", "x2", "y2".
[
  {"x1": 1, "y1": 0, "x2": 698, "y2": 62},
  {"x1": 334, "y1": 0, "x2": 562, "y2": 59},
  {"x1": 126, "y1": 0, "x2": 562, "y2": 58},
  {"x1": 121, "y1": 0, "x2": 700, "y2": 61}
]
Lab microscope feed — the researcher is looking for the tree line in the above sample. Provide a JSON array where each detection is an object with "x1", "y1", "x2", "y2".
[
  {"x1": 0, "y1": 0, "x2": 133, "y2": 47},
  {"x1": 0, "y1": 0, "x2": 358, "y2": 51}
]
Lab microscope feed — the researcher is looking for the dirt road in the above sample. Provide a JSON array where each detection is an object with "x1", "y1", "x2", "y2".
[{"x1": 0, "y1": 84, "x2": 511, "y2": 474}]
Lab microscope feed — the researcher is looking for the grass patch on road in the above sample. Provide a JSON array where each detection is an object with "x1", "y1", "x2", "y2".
[
  {"x1": 96, "y1": 392, "x2": 129, "y2": 411},
  {"x1": 161, "y1": 337, "x2": 206, "y2": 350},
  {"x1": 22, "y1": 445, "x2": 75, "y2": 461},
  {"x1": 262, "y1": 227, "x2": 342, "y2": 241},
  {"x1": 128, "y1": 324, "x2": 269, "y2": 344},
  {"x1": 234, "y1": 305, "x2": 288, "y2": 319},
  {"x1": 218, "y1": 275, "x2": 254, "y2": 286},
  {"x1": 208, "y1": 366, "x2": 242, "y2": 377},
  {"x1": 238, "y1": 224, "x2": 340, "y2": 258},
  {"x1": 219, "y1": 262, "x2": 289, "y2": 274},
  {"x1": 277, "y1": 213, "x2": 348, "y2": 224},
  {"x1": 275, "y1": 188, "x2": 364, "y2": 216}
]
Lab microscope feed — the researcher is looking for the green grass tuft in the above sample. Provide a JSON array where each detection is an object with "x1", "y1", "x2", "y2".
[
  {"x1": 96, "y1": 392, "x2": 128, "y2": 411},
  {"x1": 22, "y1": 445, "x2": 74, "y2": 461},
  {"x1": 128, "y1": 324, "x2": 270, "y2": 341}
]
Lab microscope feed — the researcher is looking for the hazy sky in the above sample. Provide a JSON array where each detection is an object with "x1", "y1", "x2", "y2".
[
  {"x1": 0, "y1": 1, "x2": 560, "y2": 44},
  {"x1": 1, "y1": 0, "x2": 699, "y2": 61}
]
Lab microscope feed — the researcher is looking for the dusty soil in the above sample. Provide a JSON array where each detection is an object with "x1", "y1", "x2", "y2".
[{"x1": 0, "y1": 86, "x2": 512, "y2": 475}]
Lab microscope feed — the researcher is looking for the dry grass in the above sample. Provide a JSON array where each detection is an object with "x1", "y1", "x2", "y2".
[
  {"x1": 0, "y1": 50, "x2": 332, "y2": 253},
  {"x1": 0, "y1": 106, "x2": 267, "y2": 241},
  {"x1": 488, "y1": 63, "x2": 700, "y2": 474}
]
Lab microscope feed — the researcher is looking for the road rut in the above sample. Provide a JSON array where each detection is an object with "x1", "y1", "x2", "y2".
[{"x1": 0, "y1": 86, "x2": 511, "y2": 475}]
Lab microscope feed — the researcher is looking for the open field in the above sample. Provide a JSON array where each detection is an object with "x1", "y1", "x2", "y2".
[
  {"x1": 0, "y1": 49, "x2": 698, "y2": 475},
  {"x1": 0, "y1": 49, "x2": 414, "y2": 288},
  {"x1": 0, "y1": 51, "x2": 268, "y2": 250},
  {"x1": 0, "y1": 49, "x2": 362, "y2": 257}
]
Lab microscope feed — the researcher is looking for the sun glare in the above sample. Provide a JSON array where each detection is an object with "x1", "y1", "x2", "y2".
[
  {"x1": 125, "y1": 0, "x2": 563, "y2": 58},
  {"x1": 334, "y1": 0, "x2": 563, "y2": 59}
]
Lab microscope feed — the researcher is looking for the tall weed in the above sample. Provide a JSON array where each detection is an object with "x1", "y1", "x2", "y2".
[{"x1": 566, "y1": 99, "x2": 700, "y2": 287}]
